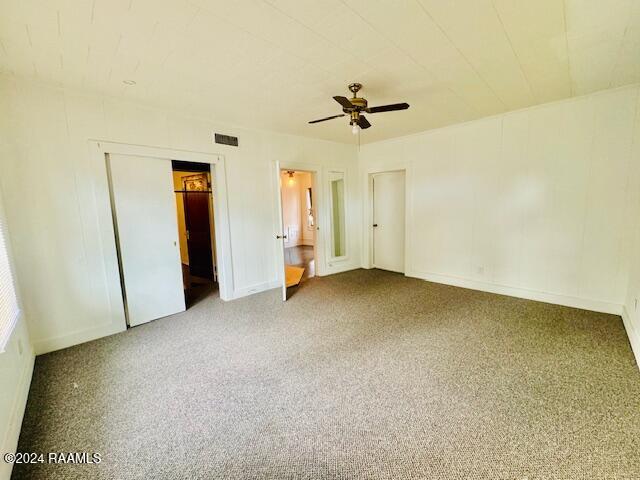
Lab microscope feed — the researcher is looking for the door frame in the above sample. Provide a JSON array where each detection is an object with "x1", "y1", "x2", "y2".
[
  {"x1": 91, "y1": 141, "x2": 234, "y2": 333},
  {"x1": 363, "y1": 165, "x2": 412, "y2": 273},
  {"x1": 272, "y1": 160, "x2": 324, "y2": 299}
]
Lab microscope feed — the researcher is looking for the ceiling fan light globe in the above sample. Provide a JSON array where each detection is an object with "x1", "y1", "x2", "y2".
[{"x1": 352, "y1": 124, "x2": 360, "y2": 135}]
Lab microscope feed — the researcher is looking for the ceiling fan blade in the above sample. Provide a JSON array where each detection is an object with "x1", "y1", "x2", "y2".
[
  {"x1": 333, "y1": 96, "x2": 354, "y2": 109},
  {"x1": 357, "y1": 114, "x2": 371, "y2": 129},
  {"x1": 308, "y1": 114, "x2": 346, "y2": 124},
  {"x1": 366, "y1": 102, "x2": 410, "y2": 114}
]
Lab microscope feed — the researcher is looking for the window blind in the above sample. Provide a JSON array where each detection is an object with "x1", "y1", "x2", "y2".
[{"x1": 0, "y1": 213, "x2": 19, "y2": 352}]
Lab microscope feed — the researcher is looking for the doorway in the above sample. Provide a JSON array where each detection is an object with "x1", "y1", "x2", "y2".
[
  {"x1": 371, "y1": 170, "x2": 405, "y2": 273},
  {"x1": 172, "y1": 160, "x2": 217, "y2": 307},
  {"x1": 279, "y1": 170, "x2": 316, "y2": 293}
]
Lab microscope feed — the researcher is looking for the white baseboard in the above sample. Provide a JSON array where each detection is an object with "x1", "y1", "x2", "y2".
[
  {"x1": 231, "y1": 264, "x2": 361, "y2": 299},
  {"x1": 323, "y1": 262, "x2": 360, "y2": 276},
  {"x1": 1, "y1": 347, "x2": 34, "y2": 480},
  {"x1": 621, "y1": 306, "x2": 640, "y2": 369},
  {"x1": 231, "y1": 279, "x2": 281, "y2": 300},
  {"x1": 405, "y1": 269, "x2": 623, "y2": 315},
  {"x1": 32, "y1": 321, "x2": 125, "y2": 355},
  {"x1": 34, "y1": 280, "x2": 282, "y2": 353}
]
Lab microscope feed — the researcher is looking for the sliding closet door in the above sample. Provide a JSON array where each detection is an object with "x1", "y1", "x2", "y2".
[{"x1": 108, "y1": 154, "x2": 185, "y2": 326}]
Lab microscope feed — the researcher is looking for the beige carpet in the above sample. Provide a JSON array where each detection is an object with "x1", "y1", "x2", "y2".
[{"x1": 12, "y1": 269, "x2": 640, "y2": 479}]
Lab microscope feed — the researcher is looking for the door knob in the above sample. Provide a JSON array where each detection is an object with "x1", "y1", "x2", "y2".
[
  {"x1": 276, "y1": 234, "x2": 288, "y2": 239},
  {"x1": 373, "y1": 224, "x2": 378, "y2": 227}
]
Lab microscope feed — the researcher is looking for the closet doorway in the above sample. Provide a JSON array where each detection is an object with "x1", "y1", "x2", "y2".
[
  {"x1": 172, "y1": 160, "x2": 217, "y2": 307},
  {"x1": 98, "y1": 141, "x2": 232, "y2": 333}
]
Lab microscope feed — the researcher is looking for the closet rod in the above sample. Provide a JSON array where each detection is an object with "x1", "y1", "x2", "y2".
[{"x1": 173, "y1": 190, "x2": 212, "y2": 193}]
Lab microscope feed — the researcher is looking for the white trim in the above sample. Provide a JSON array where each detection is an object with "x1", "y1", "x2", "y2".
[
  {"x1": 32, "y1": 320, "x2": 124, "y2": 355},
  {"x1": 622, "y1": 306, "x2": 640, "y2": 370},
  {"x1": 325, "y1": 261, "x2": 361, "y2": 275},
  {"x1": 1, "y1": 335, "x2": 34, "y2": 479},
  {"x1": 231, "y1": 279, "x2": 281, "y2": 300},
  {"x1": 406, "y1": 268, "x2": 623, "y2": 315},
  {"x1": 89, "y1": 141, "x2": 235, "y2": 336},
  {"x1": 273, "y1": 161, "x2": 288, "y2": 300},
  {"x1": 90, "y1": 141, "x2": 220, "y2": 164}
]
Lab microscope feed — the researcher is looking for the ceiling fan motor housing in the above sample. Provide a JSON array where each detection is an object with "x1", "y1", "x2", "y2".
[
  {"x1": 344, "y1": 96, "x2": 367, "y2": 124},
  {"x1": 347, "y1": 97, "x2": 367, "y2": 109}
]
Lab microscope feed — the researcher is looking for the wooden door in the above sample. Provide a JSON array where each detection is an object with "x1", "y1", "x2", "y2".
[{"x1": 184, "y1": 189, "x2": 214, "y2": 280}]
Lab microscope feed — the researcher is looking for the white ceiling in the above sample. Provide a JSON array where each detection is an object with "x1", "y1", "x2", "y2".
[{"x1": 1, "y1": 0, "x2": 639, "y2": 144}]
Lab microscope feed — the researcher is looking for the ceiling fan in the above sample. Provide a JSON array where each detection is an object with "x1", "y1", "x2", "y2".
[{"x1": 309, "y1": 83, "x2": 409, "y2": 134}]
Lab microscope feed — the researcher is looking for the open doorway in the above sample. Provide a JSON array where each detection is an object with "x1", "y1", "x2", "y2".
[
  {"x1": 280, "y1": 170, "x2": 315, "y2": 291},
  {"x1": 173, "y1": 160, "x2": 217, "y2": 307}
]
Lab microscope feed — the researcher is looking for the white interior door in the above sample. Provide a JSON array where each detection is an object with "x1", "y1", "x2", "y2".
[
  {"x1": 275, "y1": 162, "x2": 287, "y2": 301},
  {"x1": 109, "y1": 153, "x2": 186, "y2": 326},
  {"x1": 372, "y1": 171, "x2": 405, "y2": 273}
]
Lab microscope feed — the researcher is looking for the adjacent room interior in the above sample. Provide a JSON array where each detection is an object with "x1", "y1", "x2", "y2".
[
  {"x1": 1, "y1": 1, "x2": 639, "y2": 479},
  {"x1": 280, "y1": 170, "x2": 316, "y2": 290}
]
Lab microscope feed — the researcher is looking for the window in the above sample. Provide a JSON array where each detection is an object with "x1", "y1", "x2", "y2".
[{"x1": 0, "y1": 213, "x2": 19, "y2": 352}]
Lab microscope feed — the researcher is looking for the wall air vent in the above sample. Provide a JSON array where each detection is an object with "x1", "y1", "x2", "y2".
[{"x1": 214, "y1": 133, "x2": 239, "y2": 147}]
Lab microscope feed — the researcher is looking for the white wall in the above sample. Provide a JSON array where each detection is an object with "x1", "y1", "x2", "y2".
[
  {"x1": 360, "y1": 85, "x2": 640, "y2": 315},
  {"x1": 0, "y1": 75, "x2": 360, "y2": 354}
]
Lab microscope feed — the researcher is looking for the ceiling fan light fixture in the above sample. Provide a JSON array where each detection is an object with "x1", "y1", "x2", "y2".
[{"x1": 308, "y1": 83, "x2": 410, "y2": 135}]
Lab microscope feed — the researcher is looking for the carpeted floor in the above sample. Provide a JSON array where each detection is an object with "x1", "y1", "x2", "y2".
[{"x1": 12, "y1": 269, "x2": 640, "y2": 479}]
